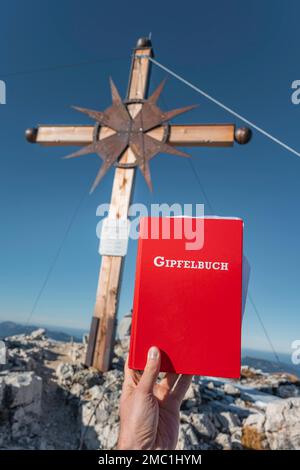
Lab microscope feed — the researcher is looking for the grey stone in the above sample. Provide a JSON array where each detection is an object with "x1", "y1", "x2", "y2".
[
  {"x1": 86, "y1": 385, "x2": 103, "y2": 400},
  {"x1": 72, "y1": 368, "x2": 104, "y2": 390},
  {"x1": 100, "y1": 423, "x2": 119, "y2": 449},
  {"x1": 81, "y1": 405, "x2": 100, "y2": 450},
  {"x1": 221, "y1": 394, "x2": 235, "y2": 404},
  {"x1": 11, "y1": 403, "x2": 41, "y2": 439},
  {"x1": 29, "y1": 329, "x2": 46, "y2": 340},
  {"x1": 219, "y1": 411, "x2": 241, "y2": 433},
  {"x1": 95, "y1": 400, "x2": 111, "y2": 423},
  {"x1": 177, "y1": 424, "x2": 192, "y2": 449},
  {"x1": 68, "y1": 346, "x2": 82, "y2": 362},
  {"x1": 202, "y1": 389, "x2": 218, "y2": 400},
  {"x1": 277, "y1": 384, "x2": 300, "y2": 398},
  {"x1": 242, "y1": 399, "x2": 300, "y2": 450},
  {"x1": 215, "y1": 432, "x2": 232, "y2": 450},
  {"x1": 70, "y1": 383, "x2": 84, "y2": 397},
  {"x1": 191, "y1": 413, "x2": 217, "y2": 439},
  {"x1": 0, "y1": 376, "x2": 5, "y2": 405},
  {"x1": 0, "y1": 371, "x2": 42, "y2": 445},
  {"x1": 182, "y1": 399, "x2": 196, "y2": 410},
  {"x1": 207, "y1": 381, "x2": 215, "y2": 390},
  {"x1": 82, "y1": 334, "x2": 89, "y2": 345},
  {"x1": 56, "y1": 363, "x2": 74, "y2": 384},
  {"x1": 117, "y1": 313, "x2": 132, "y2": 341},
  {"x1": 264, "y1": 398, "x2": 300, "y2": 449},
  {"x1": 4, "y1": 372, "x2": 42, "y2": 409},
  {"x1": 223, "y1": 383, "x2": 240, "y2": 396},
  {"x1": 234, "y1": 397, "x2": 247, "y2": 408},
  {"x1": 81, "y1": 402, "x2": 119, "y2": 450},
  {"x1": 184, "y1": 382, "x2": 197, "y2": 401},
  {"x1": 185, "y1": 425, "x2": 199, "y2": 446}
]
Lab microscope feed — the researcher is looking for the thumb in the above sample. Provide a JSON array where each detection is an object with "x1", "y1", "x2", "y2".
[{"x1": 138, "y1": 346, "x2": 161, "y2": 394}]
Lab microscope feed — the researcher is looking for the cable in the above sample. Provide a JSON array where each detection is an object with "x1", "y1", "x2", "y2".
[
  {"x1": 187, "y1": 159, "x2": 214, "y2": 214},
  {"x1": 147, "y1": 56, "x2": 300, "y2": 159},
  {"x1": 248, "y1": 294, "x2": 281, "y2": 364},
  {"x1": 25, "y1": 184, "x2": 89, "y2": 327}
]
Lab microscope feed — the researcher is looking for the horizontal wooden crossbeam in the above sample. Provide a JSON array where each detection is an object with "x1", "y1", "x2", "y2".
[{"x1": 29, "y1": 124, "x2": 235, "y2": 148}]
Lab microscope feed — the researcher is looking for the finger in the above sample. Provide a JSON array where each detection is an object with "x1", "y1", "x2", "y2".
[
  {"x1": 160, "y1": 372, "x2": 179, "y2": 392},
  {"x1": 124, "y1": 355, "x2": 142, "y2": 387},
  {"x1": 172, "y1": 374, "x2": 193, "y2": 402},
  {"x1": 138, "y1": 346, "x2": 161, "y2": 394}
]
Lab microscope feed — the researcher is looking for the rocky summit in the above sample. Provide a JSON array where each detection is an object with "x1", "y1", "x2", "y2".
[{"x1": 0, "y1": 319, "x2": 300, "y2": 450}]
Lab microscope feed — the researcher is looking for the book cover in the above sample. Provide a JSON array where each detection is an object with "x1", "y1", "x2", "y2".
[{"x1": 129, "y1": 216, "x2": 244, "y2": 378}]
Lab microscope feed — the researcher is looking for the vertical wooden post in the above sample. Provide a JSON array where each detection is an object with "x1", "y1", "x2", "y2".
[{"x1": 86, "y1": 39, "x2": 153, "y2": 371}]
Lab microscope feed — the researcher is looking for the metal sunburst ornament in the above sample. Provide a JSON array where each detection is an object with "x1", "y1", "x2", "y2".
[{"x1": 64, "y1": 78, "x2": 197, "y2": 192}]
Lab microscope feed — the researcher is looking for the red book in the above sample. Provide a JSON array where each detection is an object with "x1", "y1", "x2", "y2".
[{"x1": 129, "y1": 216, "x2": 244, "y2": 378}]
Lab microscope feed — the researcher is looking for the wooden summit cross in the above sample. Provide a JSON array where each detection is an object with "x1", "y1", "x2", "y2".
[{"x1": 26, "y1": 37, "x2": 251, "y2": 372}]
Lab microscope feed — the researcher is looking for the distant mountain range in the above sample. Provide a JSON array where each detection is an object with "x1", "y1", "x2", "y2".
[
  {"x1": 0, "y1": 321, "x2": 82, "y2": 343},
  {"x1": 1, "y1": 321, "x2": 298, "y2": 377},
  {"x1": 242, "y1": 355, "x2": 299, "y2": 377}
]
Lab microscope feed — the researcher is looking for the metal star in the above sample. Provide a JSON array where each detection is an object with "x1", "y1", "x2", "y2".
[{"x1": 64, "y1": 78, "x2": 197, "y2": 192}]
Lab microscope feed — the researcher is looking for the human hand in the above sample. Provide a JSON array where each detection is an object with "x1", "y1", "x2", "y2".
[{"x1": 118, "y1": 346, "x2": 192, "y2": 450}]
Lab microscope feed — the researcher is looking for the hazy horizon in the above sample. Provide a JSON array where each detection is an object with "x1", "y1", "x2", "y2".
[{"x1": 0, "y1": 316, "x2": 296, "y2": 360}]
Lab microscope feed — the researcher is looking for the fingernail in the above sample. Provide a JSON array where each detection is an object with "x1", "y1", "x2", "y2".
[{"x1": 148, "y1": 346, "x2": 159, "y2": 360}]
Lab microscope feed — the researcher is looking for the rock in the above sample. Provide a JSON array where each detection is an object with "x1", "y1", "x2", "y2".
[
  {"x1": 185, "y1": 425, "x2": 199, "y2": 446},
  {"x1": 82, "y1": 334, "x2": 89, "y2": 345},
  {"x1": 0, "y1": 371, "x2": 42, "y2": 445},
  {"x1": 223, "y1": 383, "x2": 240, "y2": 396},
  {"x1": 231, "y1": 427, "x2": 242, "y2": 444},
  {"x1": 215, "y1": 432, "x2": 232, "y2": 450},
  {"x1": 277, "y1": 384, "x2": 300, "y2": 398},
  {"x1": 70, "y1": 383, "x2": 84, "y2": 398},
  {"x1": 79, "y1": 371, "x2": 122, "y2": 450},
  {"x1": 221, "y1": 394, "x2": 235, "y2": 404},
  {"x1": 73, "y1": 368, "x2": 103, "y2": 389},
  {"x1": 100, "y1": 423, "x2": 119, "y2": 449},
  {"x1": 11, "y1": 403, "x2": 41, "y2": 439},
  {"x1": 182, "y1": 399, "x2": 196, "y2": 410},
  {"x1": 244, "y1": 412, "x2": 265, "y2": 430},
  {"x1": 81, "y1": 397, "x2": 120, "y2": 450},
  {"x1": 56, "y1": 363, "x2": 74, "y2": 384},
  {"x1": 202, "y1": 389, "x2": 218, "y2": 400},
  {"x1": 2, "y1": 315, "x2": 300, "y2": 451},
  {"x1": 177, "y1": 423, "x2": 198, "y2": 449},
  {"x1": 264, "y1": 398, "x2": 300, "y2": 449},
  {"x1": 117, "y1": 313, "x2": 132, "y2": 341},
  {"x1": 95, "y1": 400, "x2": 111, "y2": 423},
  {"x1": 0, "y1": 376, "x2": 5, "y2": 405},
  {"x1": 0, "y1": 340, "x2": 7, "y2": 366},
  {"x1": 29, "y1": 329, "x2": 46, "y2": 340},
  {"x1": 191, "y1": 413, "x2": 217, "y2": 439},
  {"x1": 68, "y1": 344, "x2": 86, "y2": 363},
  {"x1": 86, "y1": 385, "x2": 103, "y2": 401},
  {"x1": 234, "y1": 397, "x2": 247, "y2": 409},
  {"x1": 184, "y1": 382, "x2": 197, "y2": 400},
  {"x1": 182, "y1": 382, "x2": 201, "y2": 409},
  {"x1": 242, "y1": 399, "x2": 300, "y2": 450},
  {"x1": 219, "y1": 411, "x2": 241, "y2": 433},
  {"x1": 4, "y1": 371, "x2": 42, "y2": 409},
  {"x1": 80, "y1": 402, "x2": 100, "y2": 449},
  {"x1": 242, "y1": 412, "x2": 267, "y2": 450}
]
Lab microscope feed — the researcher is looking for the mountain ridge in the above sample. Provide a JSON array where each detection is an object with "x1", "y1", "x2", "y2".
[{"x1": 0, "y1": 321, "x2": 82, "y2": 343}]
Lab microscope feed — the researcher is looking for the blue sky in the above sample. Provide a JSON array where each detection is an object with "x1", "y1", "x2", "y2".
[{"x1": 0, "y1": 0, "x2": 300, "y2": 355}]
